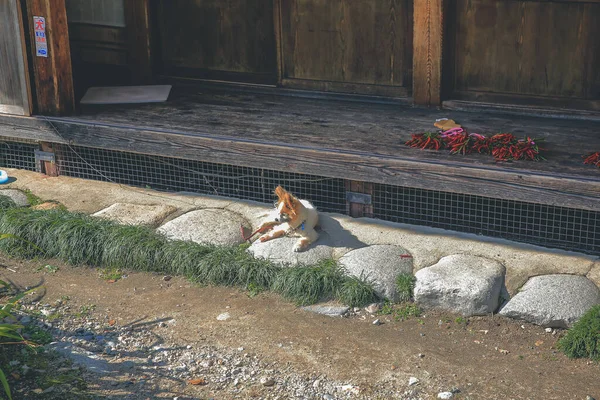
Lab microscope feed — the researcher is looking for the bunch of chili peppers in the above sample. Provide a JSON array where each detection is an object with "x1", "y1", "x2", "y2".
[
  {"x1": 405, "y1": 128, "x2": 545, "y2": 162},
  {"x1": 583, "y1": 152, "x2": 600, "y2": 168}
]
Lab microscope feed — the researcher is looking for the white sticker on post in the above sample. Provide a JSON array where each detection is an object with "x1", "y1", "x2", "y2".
[{"x1": 33, "y1": 16, "x2": 48, "y2": 57}]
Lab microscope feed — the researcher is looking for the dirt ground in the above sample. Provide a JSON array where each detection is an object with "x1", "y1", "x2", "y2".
[{"x1": 1, "y1": 255, "x2": 599, "y2": 400}]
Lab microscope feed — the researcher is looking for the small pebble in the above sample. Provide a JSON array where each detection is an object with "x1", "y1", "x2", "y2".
[
  {"x1": 408, "y1": 377, "x2": 419, "y2": 386},
  {"x1": 217, "y1": 313, "x2": 231, "y2": 321},
  {"x1": 261, "y1": 377, "x2": 275, "y2": 387},
  {"x1": 545, "y1": 327, "x2": 553, "y2": 333},
  {"x1": 365, "y1": 303, "x2": 380, "y2": 314},
  {"x1": 372, "y1": 319, "x2": 382, "y2": 326},
  {"x1": 438, "y1": 392, "x2": 453, "y2": 399}
]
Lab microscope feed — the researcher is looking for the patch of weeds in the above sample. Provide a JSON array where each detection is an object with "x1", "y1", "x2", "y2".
[
  {"x1": 378, "y1": 301, "x2": 395, "y2": 315},
  {"x1": 37, "y1": 264, "x2": 59, "y2": 274},
  {"x1": 23, "y1": 190, "x2": 44, "y2": 207},
  {"x1": 99, "y1": 266, "x2": 123, "y2": 281},
  {"x1": 393, "y1": 303, "x2": 422, "y2": 321},
  {"x1": 417, "y1": 318, "x2": 425, "y2": 325},
  {"x1": 558, "y1": 304, "x2": 600, "y2": 360},
  {"x1": 455, "y1": 316, "x2": 467, "y2": 325},
  {"x1": 395, "y1": 273, "x2": 416, "y2": 303},
  {"x1": 336, "y1": 275, "x2": 379, "y2": 307},
  {"x1": 22, "y1": 325, "x2": 53, "y2": 345},
  {"x1": 76, "y1": 304, "x2": 96, "y2": 318},
  {"x1": 246, "y1": 282, "x2": 263, "y2": 298}
]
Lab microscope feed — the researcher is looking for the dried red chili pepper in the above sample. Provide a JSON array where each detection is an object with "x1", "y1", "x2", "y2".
[
  {"x1": 583, "y1": 152, "x2": 600, "y2": 167},
  {"x1": 405, "y1": 132, "x2": 444, "y2": 150}
]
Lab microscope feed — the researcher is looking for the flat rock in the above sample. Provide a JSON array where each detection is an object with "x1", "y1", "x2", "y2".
[
  {"x1": 93, "y1": 203, "x2": 176, "y2": 227},
  {"x1": 499, "y1": 274, "x2": 600, "y2": 328},
  {"x1": 414, "y1": 254, "x2": 506, "y2": 316},
  {"x1": 302, "y1": 304, "x2": 349, "y2": 317},
  {"x1": 158, "y1": 209, "x2": 249, "y2": 246},
  {"x1": 0, "y1": 189, "x2": 29, "y2": 207},
  {"x1": 248, "y1": 231, "x2": 334, "y2": 266},
  {"x1": 339, "y1": 245, "x2": 413, "y2": 301}
]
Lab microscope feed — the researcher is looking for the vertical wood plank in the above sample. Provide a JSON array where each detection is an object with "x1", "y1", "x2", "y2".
[
  {"x1": 413, "y1": 0, "x2": 443, "y2": 106},
  {"x1": 26, "y1": 0, "x2": 75, "y2": 115},
  {"x1": 273, "y1": 0, "x2": 284, "y2": 85},
  {"x1": 0, "y1": 0, "x2": 32, "y2": 116},
  {"x1": 124, "y1": 0, "x2": 153, "y2": 84}
]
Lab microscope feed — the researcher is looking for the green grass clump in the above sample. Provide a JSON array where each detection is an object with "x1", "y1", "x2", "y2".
[
  {"x1": 272, "y1": 260, "x2": 344, "y2": 305},
  {"x1": 0, "y1": 195, "x2": 16, "y2": 210},
  {"x1": 0, "y1": 206, "x2": 381, "y2": 308},
  {"x1": 395, "y1": 273, "x2": 416, "y2": 303},
  {"x1": 335, "y1": 275, "x2": 379, "y2": 307},
  {"x1": 558, "y1": 305, "x2": 600, "y2": 360}
]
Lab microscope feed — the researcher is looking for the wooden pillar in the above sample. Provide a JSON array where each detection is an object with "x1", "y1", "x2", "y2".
[
  {"x1": 124, "y1": 0, "x2": 153, "y2": 84},
  {"x1": 39, "y1": 142, "x2": 58, "y2": 177},
  {"x1": 25, "y1": 0, "x2": 75, "y2": 115},
  {"x1": 413, "y1": 0, "x2": 443, "y2": 107}
]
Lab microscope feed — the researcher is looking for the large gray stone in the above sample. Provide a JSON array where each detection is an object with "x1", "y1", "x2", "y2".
[
  {"x1": 499, "y1": 274, "x2": 600, "y2": 328},
  {"x1": 158, "y1": 209, "x2": 249, "y2": 246},
  {"x1": 93, "y1": 203, "x2": 176, "y2": 227},
  {"x1": 338, "y1": 245, "x2": 413, "y2": 302},
  {"x1": 248, "y1": 231, "x2": 334, "y2": 266},
  {"x1": 414, "y1": 254, "x2": 506, "y2": 316},
  {"x1": 0, "y1": 189, "x2": 29, "y2": 207}
]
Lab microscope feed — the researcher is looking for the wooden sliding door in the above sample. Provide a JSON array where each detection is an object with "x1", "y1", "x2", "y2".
[
  {"x1": 279, "y1": 0, "x2": 413, "y2": 97},
  {"x1": 154, "y1": 0, "x2": 277, "y2": 84},
  {"x1": 445, "y1": 0, "x2": 600, "y2": 110}
]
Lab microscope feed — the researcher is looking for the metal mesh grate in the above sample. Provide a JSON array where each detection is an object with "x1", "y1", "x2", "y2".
[
  {"x1": 0, "y1": 141, "x2": 39, "y2": 172},
  {"x1": 372, "y1": 184, "x2": 600, "y2": 255},
  {"x1": 54, "y1": 144, "x2": 347, "y2": 213},
  {"x1": 40, "y1": 143, "x2": 600, "y2": 255}
]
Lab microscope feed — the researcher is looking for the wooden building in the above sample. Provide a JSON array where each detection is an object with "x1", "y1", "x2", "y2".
[{"x1": 0, "y1": 0, "x2": 599, "y2": 254}]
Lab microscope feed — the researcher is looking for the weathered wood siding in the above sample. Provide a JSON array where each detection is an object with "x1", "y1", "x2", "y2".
[
  {"x1": 280, "y1": 0, "x2": 413, "y2": 96},
  {"x1": 0, "y1": 0, "x2": 31, "y2": 116},
  {"x1": 447, "y1": 0, "x2": 600, "y2": 108},
  {"x1": 155, "y1": 0, "x2": 277, "y2": 83}
]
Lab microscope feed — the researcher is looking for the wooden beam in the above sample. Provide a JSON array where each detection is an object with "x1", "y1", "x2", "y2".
[
  {"x1": 413, "y1": 0, "x2": 443, "y2": 106},
  {"x1": 3, "y1": 116, "x2": 598, "y2": 213},
  {"x1": 124, "y1": 0, "x2": 153, "y2": 84},
  {"x1": 25, "y1": 0, "x2": 75, "y2": 116}
]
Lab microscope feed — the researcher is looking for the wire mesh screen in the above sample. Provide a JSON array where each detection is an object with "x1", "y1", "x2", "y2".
[
  {"x1": 54, "y1": 144, "x2": 347, "y2": 213},
  {"x1": 372, "y1": 184, "x2": 600, "y2": 255},
  {"x1": 40, "y1": 143, "x2": 600, "y2": 255},
  {"x1": 0, "y1": 141, "x2": 39, "y2": 172}
]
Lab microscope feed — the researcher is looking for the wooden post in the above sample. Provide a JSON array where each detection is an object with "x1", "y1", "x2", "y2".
[
  {"x1": 26, "y1": 0, "x2": 75, "y2": 116},
  {"x1": 124, "y1": 0, "x2": 153, "y2": 84},
  {"x1": 345, "y1": 181, "x2": 374, "y2": 218},
  {"x1": 39, "y1": 142, "x2": 58, "y2": 177},
  {"x1": 413, "y1": 0, "x2": 443, "y2": 106}
]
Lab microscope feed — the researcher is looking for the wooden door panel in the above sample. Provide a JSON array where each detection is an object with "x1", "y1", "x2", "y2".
[
  {"x1": 280, "y1": 0, "x2": 412, "y2": 93},
  {"x1": 156, "y1": 0, "x2": 276, "y2": 82},
  {"x1": 0, "y1": 0, "x2": 31, "y2": 115},
  {"x1": 453, "y1": 0, "x2": 600, "y2": 100}
]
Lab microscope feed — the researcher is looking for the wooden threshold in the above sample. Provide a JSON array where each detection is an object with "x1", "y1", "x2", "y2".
[{"x1": 0, "y1": 85, "x2": 599, "y2": 212}]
